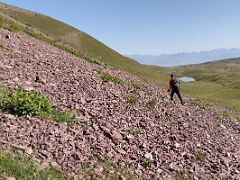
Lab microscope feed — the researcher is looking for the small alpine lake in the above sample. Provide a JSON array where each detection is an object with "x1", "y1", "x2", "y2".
[{"x1": 178, "y1": 76, "x2": 195, "y2": 82}]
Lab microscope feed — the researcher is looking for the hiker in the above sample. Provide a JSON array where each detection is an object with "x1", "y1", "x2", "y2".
[{"x1": 168, "y1": 73, "x2": 184, "y2": 105}]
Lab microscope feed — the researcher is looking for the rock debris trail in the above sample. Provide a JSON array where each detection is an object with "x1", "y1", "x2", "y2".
[{"x1": 0, "y1": 30, "x2": 239, "y2": 179}]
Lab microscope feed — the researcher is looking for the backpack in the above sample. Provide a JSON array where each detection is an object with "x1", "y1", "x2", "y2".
[{"x1": 173, "y1": 78, "x2": 180, "y2": 88}]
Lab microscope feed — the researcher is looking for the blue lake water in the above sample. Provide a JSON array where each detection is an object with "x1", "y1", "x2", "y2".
[{"x1": 178, "y1": 76, "x2": 195, "y2": 82}]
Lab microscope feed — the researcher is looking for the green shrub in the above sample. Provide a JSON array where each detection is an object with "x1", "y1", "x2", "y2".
[
  {"x1": 147, "y1": 99, "x2": 157, "y2": 108},
  {"x1": 130, "y1": 82, "x2": 141, "y2": 90},
  {"x1": 175, "y1": 171, "x2": 196, "y2": 180},
  {"x1": 159, "y1": 95, "x2": 165, "y2": 100},
  {"x1": 195, "y1": 151, "x2": 207, "y2": 162},
  {"x1": 49, "y1": 109, "x2": 74, "y2": 124},
  {"x1": 172, "y1": 112, "x2": 180, "y2": 119},
  {"x1": 127, "y1": 95, "x2": 139, "y2": 104},
  {"x1": 100, "y1": 73, "x2": 125, "y2": 85},
  {"x1": 0, "y1": 87, "x2": 74, "y2": 124},
  {"x1": 128, "y1": 128, "x2": 140, "y2": 136},
  {"x1": 88, "y1": 58, "x2": 102, "y2": 65},
  {"x1": 140, "y1": 157, "x2": 152, "y2": 168},
  {"x1": 206, "y1": 107, "x2": 212, "y2": 112},
  {"x1": 2, "y1": 89, "x2": 52, "y2": 116}
]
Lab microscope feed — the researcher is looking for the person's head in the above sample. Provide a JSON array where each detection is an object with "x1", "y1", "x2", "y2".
[{"x1": 170, "y1": 73, "x2": 174, "y2": 78}]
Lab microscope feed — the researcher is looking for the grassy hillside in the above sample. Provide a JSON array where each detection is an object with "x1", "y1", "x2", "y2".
[
  {"x1": 174, "y1": 58, "x2": 240, "y2": 110},
  {"x1": 0, "y1": 2, "x2": 169, "y2": 84},
  {"x1": 0, "y1": 2, "x2": 239, "y2": 111}
]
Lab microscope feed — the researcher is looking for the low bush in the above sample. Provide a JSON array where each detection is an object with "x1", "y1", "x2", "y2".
[
  {"x1": 127, "y1": 95, "x2": 139, "y2": 104},
  {"x1": 0, "y1": 87, "x2": 74, "y2": 124},
  {"x1": 48, "y1": 109, "x2": 74, "y2": 124},
  {"x1": 147, "y1": 99, "x2": 157, "y2": 108},
  {"x1": 100, "y1": 73, "x2": 125, "y2": 86},
  {"x1": 140, "y1": 157, "x2": 152, "y2": 168},
  {"x1": 175, "y1": 171, "x2": 196, "y2": 180},
  {"x1": 195, "y1": 151, "x2": 207, "y2": 162},
  {"x1": 130, "y1": 82, "x2": 141, "y2": 90},
  {"x1": 128, "y1": 128, "x2": 140, "y2": 136},
  {"x1": 1, "y1": 89, "x2": 52, "y2": 116}
]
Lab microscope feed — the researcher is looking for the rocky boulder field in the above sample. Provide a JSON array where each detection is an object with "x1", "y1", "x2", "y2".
[{"x1": 0, "y1": 30, "x2": 239, "y2": 179}]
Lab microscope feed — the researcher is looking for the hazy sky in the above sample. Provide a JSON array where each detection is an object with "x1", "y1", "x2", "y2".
[{"x1": 1, "y1": 0, "x2": 240, "y2": 55}]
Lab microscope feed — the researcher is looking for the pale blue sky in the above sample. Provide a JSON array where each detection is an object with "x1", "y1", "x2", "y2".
[{"x1": 1, "y1": 0, "x2": 240, "y2": 55}]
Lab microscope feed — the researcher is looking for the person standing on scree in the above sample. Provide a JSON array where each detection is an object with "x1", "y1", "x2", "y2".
[{"x1": 168, "y1": 73, "x2": 184, "y2": 105}]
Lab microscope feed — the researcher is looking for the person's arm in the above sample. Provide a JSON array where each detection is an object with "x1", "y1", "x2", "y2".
[{"x1": 168, "y1": 80, "x2": 171, "y2": 92}]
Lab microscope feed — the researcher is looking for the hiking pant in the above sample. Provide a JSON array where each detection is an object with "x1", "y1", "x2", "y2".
[{"x1": 170, "y1": 88, "x2": 183, "y2": 103}]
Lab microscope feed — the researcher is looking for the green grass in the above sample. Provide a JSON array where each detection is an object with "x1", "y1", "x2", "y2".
[
  {"x1": 188, "y1": 98, "x2": 202, "y2": 107},
  {"x1": 82, "y1": 156, "x2": 134, "y2": 180},
  {"x1": 47, "y1": 109, "x2": 74, "y2": 124},
  {"x1": 0, "y1": 150, "x2": 70, "y2": 180},
  {"x1": 7, "y1": 23, "x2": 20, "y2": 32},
  {"x1": 129, "y1": 82, "x2": 141, "y2": 90},
  {"x1": 179, "y1": 79, "x2": 240, "y2": 111},
  {"x1": 174, "y1": 58, "x2": 240, "y2": 111},
  {"x1": 127, "y1": 95, "x2": 139, "y2": 104},
  {"x1": 195, "y1": 151, "x2": 207, "y2": 162},
  {"x1": 147, "y1": 98, "x2": 157, "y2": 108},
  {"x1": 140, "y1": 156, "x2": 153, "y2": 168},
  {"x1": 0, "y1": 150, "x2": 136, "y2": 180},
  {"x1": 175, "y1": 171, "x2": 196, "y2": 180},
  {"x1": 100, "y1": 73, "x2": 125, "y2": 86}
]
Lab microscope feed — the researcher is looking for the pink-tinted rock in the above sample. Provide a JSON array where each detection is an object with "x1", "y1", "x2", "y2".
[{"x1": 0, "y1": 29, "x2": 239, "y2": 179}]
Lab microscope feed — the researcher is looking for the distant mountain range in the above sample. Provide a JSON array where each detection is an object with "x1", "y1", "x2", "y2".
[{"x1": 126, "y1": 48, "x2": 240, "y2": 67}]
